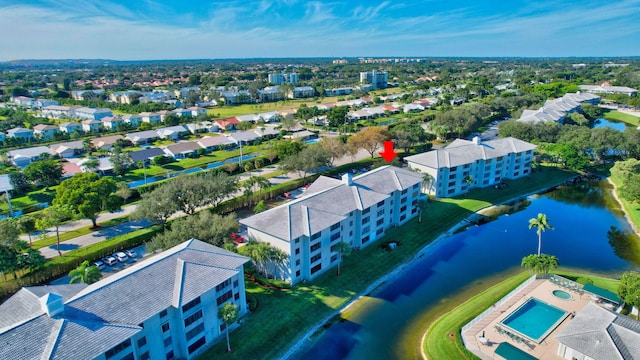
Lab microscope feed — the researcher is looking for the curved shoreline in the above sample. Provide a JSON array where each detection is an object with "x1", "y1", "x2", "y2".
[
  {"x1": 607, "y1": 177, "x2": 640, "y2": 236},
  {"x1": 281, "y1": 178, "x2": 571, "y2": 360}
]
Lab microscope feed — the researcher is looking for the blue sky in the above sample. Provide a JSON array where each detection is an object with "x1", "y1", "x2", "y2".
[{"x1": 1, "y1": 0, "x2": 640, "y2": 60}]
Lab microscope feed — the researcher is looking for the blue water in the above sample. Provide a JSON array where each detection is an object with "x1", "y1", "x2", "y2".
[
  {"x1": 593, "y1": 118, "x2": 628, "y2": 132},
  {"x1": 501, "y1": 298, "x2": 566, "y2": 342},
  {"x1": 297, "y1": 181, "x2": 640, "y2": 360},
  {"x1": 127, "y1": 153, "x2": 258, "y2": 188}
]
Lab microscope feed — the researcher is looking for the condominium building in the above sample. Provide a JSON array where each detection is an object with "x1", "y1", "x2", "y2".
[
  {"x1": 268, "y1": 73, "x2": 298, "y2": 85},
  {"x1": 240, "y1": 166, "x2": 424, "y2": 285},
  {"x1": 359, "y1": 70, "x2": 388, "y2": 89},
  {"x1": 405, "y1": 137, "x2": 536, "y2": 198},
  {"x1": 0, "y1": 239, "x2": 250, "y2": 360}
]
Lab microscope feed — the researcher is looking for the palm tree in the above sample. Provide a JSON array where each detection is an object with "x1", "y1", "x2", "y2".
[
  {"x1": 218, "y1": 303, "x2": 239, "y2": 353},
  {"x1": 463, "y1": 175, "x2": 474, "y2": 193},
  {"x1": 417, "y1": 198, "x2": 429, "y2": 224},
  {"x1": 69, "y1": 260, "x2": 101, "y2": 284},
  {"x1": 528, "y1": 213, "x2": 553, "y2": 256},
  {"x1": 333, "y1": 241, "x2": 352, "y2": 276}
]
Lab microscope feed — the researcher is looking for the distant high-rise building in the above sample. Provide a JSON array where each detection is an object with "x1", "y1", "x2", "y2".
[
  {"x1": 268, "y1": 73, "x2": 298, "y2": 85},
  {"x1": 332, "y1": 59, "x2": 348, "y2": 64},
  {"x1": 359, "y1": 70, "x2": 388, "y2": 89}
]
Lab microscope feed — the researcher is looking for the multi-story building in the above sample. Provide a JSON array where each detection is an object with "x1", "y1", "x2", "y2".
[
  {"x1": 359, "y1": 70, "x2": 388, "y2": 89},
  {"x1": 257, "y1": 86, "x2": 284, "y2": 103},
  {"x1": 268, "y1": 73, "x2": 298, "y2": 85},
  {"x1": 74, "y1": 107, "x2": 113, "y2": 121},
  {"x1": 240, "y1": 166, "x2": 424, "y2": 285},
  {"x1": 288, "y1": 86, "x2": 315, "y2": 99},
  {"x1": 405, "y1": 137, "x2": 536, "y2": 198},
  {"x1": 0, "y1": 239, "x2": 250, "y2": 360},
  {"x1": 71, "y1": 89, "x2": 105, "y2": 100}
]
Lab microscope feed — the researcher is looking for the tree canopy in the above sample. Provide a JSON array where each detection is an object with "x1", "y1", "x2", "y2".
[
  {"x1": 617, "y1": 271, "x2": 640, "y2": 308},
  {"x1": 53, "y1": 172, "x2": 120, "y2": 227},
  {"x1": 23, "y1": 159, "x2": 63, "y2": 189},
  {"x1": 347, "y1": 126, "x2": 390, "y2": 158}
]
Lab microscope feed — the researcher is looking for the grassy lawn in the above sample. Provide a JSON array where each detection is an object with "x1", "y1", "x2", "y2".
[
  {"x1": 603, "y1": 109, "x2": 640, "y2": 126},
  {"x1": 29, "y1": 216, "x2": 130, "y2": 249},
  {"x1": 422, "y1": 271, "x2": 621, "y2": 360},
  {"x1": 199, "y1": 166, "x2": 576, "y2": 359},
  {"x1": 609, "y1": 174, "x2": 640, "y2": 231},
  {"x1": 0, "y1": 187, "x2": 56, "y2": 214}
]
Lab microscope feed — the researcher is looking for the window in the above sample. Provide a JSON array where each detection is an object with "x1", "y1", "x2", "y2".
[
  {"x1": 295, "y1": 259, "x2": 300, "y2": 266},
  {"x1": 310, "y1": 263, "x2": 322, "y2": 274},
  {"x1": 296, "y1": 270, "x2": 301, "y2": 277},
  {"x1": 330, "y1": 232, "x2": 341, "y2": 241},
  {"x1": 188, "y1": 336, "x2": 207, "y2": 355},
  {"x1": 330, "y1": 223, "x2": 340, "y2": 231},
  {"x1": 166, "y1": 350, "x2": 174, "y2": 360},
  {"x1": 362, "y1": 226, "x2": 369, "y2": 234},
  {"x1": 234, "y1": 292, "x2": 240, "y2": 300},
  {"x1": 514, "y1": 172, "x2": 519, "y2": 176},
  {"x1": 400, "y1": 205, "x2": 407, "y2": 213},
  {"x1": 401, "y1": 189, "x2": 408, "y2": 195},
  {"x1": 182, "y1": 297, "x2": 201, "y2": 313},
  {"x1": 483, "y1": 179, "x2": 489, "y2": 185},
  {"x1": 331, "y1": 254, "x2": 338, "y2": 262},
  {"x1": 216, "y1": 290, "x2": 233, "y2": 306},
  {"x1": 184, "y1": 309, "x2": 203, "y2": 327},
  {"x1": 377, "y1": 200, "x2": 385, "y2": 207},
  {"x1": 377, "y1": 209, "x2": 385, "y2": 217},
  {"x1": 163, "y1": 337, "x2": 172, "y2": 347},
  {"x1": 361, "y1": 235, "x2": 370, "y2": 243},
  {"x1": 400, "y1": 215, "x2": 406, "y2": 221},
  {"x1": 400, "y1": 197, "x2": 407, "y2": 204},
  {"x1": 137, "y1": 337, "x2": 147, "y2": 348},
  {"x1": 310, "y1": 253, "x2": 321, "y2": 263},
  {"x1": 349, "y1": 220, "x2": 353, "y2": 226},
  {"x1": 295, "y1": 238, "x2": 300, "y2": 244},
  {"x1": 186, "y1": 323, "x2": 205, "y2": 341},
  {"x1": 310, "y1": 243, "x2": 321, "y2": 252},
  {"x1": 448, "y1": 189, "x2": 455, "y2": 194},
  {"x1": 215, "y1": 279, "x2": 231, "y2": 292},
  {"x1": 295, "y1": 248, "x2": 300, "y2": 255},
  {"x1": 413, "y1": 183, "x2": 419, "y2": 189},
  {"x1": 450, "y1": 166, "x2": 457, "y2": 171},
  {"x1": 463, "y1": 164, "x2": 470, "y2": 169},
  {"x1": 105, "y1": 339, "x2": 131, "y2": 360},
  {"x1": 376, "y1": 228, "x2": 384, "y2": 235},
  {"x1": 412, "y1": 199, "x2": 417, "y2": 206},
  {"x1": 159, "y1": 309, "x2": 168, "y2": 318},
  {"x1": 362, "y1": 217, "x2": 370, "y2": 225},
  {"x1": 121, "y1": 354, "x2": 134, "y2": 360},
  {"x1": 140, "y1": 352, "x2": 150, "y2": 360},
  {"x1": 376, "y1": 218, "x2": 384, "y2": 226},
  {"x1": 161, "y1": 323, "x2": 170, "y2": 333},
  {"x1": 233, "y1": 279, "x2": 239, "y2": 288},
  {"x1": 311, "y1": 232, "x2": 321, "y2": 240},
  {"x1": 448, "y1": 181, "x2": 455, "y2": 187},
  {"x1": 412, "y1": 191, "x2": 419, "y2": 197}
]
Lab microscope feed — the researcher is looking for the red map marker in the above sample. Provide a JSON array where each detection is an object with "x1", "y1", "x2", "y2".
[{"x1": 379, "y1": 141, "x2": 398, "y2": 163}]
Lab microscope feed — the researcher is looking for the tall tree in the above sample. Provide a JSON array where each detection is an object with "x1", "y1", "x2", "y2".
[
  {"x1": 319, "y1": 137, "x2": 347, "y2": 166},
  {"x1": 17, "y1": 215, "x2": 37, "y2": 244},
  {"x1": 617, "y1": 271, "x2": 640, "y2": 308},
  {"x1": 333, "y1": 241, "x2": 352, "y2": 276},
  {"x1": 36, "y1": 205, "x2": 72, "y2": 256},
  {"x1": 528, "y1": 213, "x2": 554, "y2": 256},
  {"x1": 23, "y1": 159, "x2": 63, "y2": 189},
  {"x1": 53, "y1": 172, "x2": 119, "y2": 227},
  {"x1": 390, "y1": 123, "x2": 428, "y2": 152},
  {"x1": 69, "y1": 260, "x2": 101, "y2": 284},
  {"x1": 146, "y1": 212, "x2": 239, "y2": 252},
  {"x1": 347, "y1": 126, "x2": 390, "y2": 158},
  {"x1": 218, "y1": 303, "x2": 240, "y2": 353}
]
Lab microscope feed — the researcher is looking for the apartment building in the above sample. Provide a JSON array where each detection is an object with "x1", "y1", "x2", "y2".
[
  {"x1": 405, "y1": 137, "x2": 536, "y2": 198},
  {"x1": 0, "y1": 239, "x2": 250, "y2": 360},
  {"x1": 240, "y1": 166, "x2": 424, "y2": 285},
  {"x1": 268, "y1": 73, "x2": 299, "y2": 85},
  {"x1": 359, "y1": 70, "x2": 388, "y2": 89}
]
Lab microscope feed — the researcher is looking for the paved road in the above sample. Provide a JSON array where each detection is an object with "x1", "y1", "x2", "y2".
[{"x1": 33, "y1": 148, "x2": 375, "y2": 258}]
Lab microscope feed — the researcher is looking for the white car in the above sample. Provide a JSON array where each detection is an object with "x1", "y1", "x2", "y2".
[
  {"x1": 102, "y1": 255, "x2": 117, "y2": 266},
  {"x1": 113, "y1": 252, "x2": 129, "y2": 263},
  {"x1": 92, "y1": 260, "x2": 105, "y2": 270},
  {"x1": 124, "y1": 249, "x2": 137, "y2": 258}
]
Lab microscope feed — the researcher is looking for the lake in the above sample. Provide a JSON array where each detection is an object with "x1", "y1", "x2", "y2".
[
  {"x1": 593, "y1": 117, "x2": 629, "y2": 132},
  {"x1": 295, "y1": 181, "x2": 640, "y2": 360}
]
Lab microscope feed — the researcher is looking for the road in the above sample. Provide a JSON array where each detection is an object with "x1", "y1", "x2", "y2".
[{"x1": 33, "y1": 148, "x2": 374, "y2": 258}]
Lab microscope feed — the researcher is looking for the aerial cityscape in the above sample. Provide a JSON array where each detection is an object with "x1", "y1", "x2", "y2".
[{"x1": 0, "y1": 1, "x2": 640, "y2": 360}]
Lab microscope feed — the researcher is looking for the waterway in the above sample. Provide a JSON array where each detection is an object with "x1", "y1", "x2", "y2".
[
  {"x1": 593, "y1": 117, "x2": 629, "y2": 132},
  {"x1": 295, "y1": 181, "x2": 640, "y2": 360}
]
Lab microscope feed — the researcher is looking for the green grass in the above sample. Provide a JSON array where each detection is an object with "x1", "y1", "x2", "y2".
[
  {"x1": 423, "y1": 270, "x2": 621, "y2": 360},
  {"x1": 29, "y1": 216, "x2": 130, "y2": 249},
  {"x1": 609, "y1": 174, "x2": 640, "y2": 231},
  {"x1": 603, "y1": 110, "x2": 640, "y2": 126},
  {"x1": 0, "y1": 187, "x2": 56, "y2": 215},
  {"x1": 198, "y1": 166, "x2": 577, "y2": 359}
]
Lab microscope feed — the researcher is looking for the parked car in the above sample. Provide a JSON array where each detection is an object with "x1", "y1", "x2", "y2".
[
  {"x1": 93, "y1": 260, "x2": 105, "y2": 270},
  {"x1": 124, "y1": 249, "x2": 137, "y2": 258},
  {"x1": 102, "y1": 255, "x2": 117, "y2": 266},
  {"x1": 113, "y1": 252, "x2": 129, "y2": 263}
]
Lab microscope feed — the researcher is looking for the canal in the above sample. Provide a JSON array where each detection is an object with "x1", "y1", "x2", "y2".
[{"x1": 295, "y1": 180, "x2": 640, "y2": 360}]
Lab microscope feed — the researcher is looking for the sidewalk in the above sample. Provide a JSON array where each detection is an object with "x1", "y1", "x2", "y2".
[{"x1": 31, "y1": 148, "x2": 376, "y2": 258}]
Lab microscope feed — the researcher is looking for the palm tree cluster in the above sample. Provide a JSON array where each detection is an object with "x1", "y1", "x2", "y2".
[
  {"x1": 239, "y1": 240, "x2": 287, "y2": 280},
  {"x1": 242, "y1": 176, "x2": 271, "y2": 207},
  {"x1": 521, "y1": 254, "x2": 559, "y2": 274}
]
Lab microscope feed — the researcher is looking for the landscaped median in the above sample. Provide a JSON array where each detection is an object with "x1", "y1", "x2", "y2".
[{"x1": 422, "y1": 271, "x2": 621, "y2": 360}]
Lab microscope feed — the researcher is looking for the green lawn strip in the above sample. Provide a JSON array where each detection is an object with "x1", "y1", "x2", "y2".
[
  {"x1": 29, "y1": 216, "x2": 130, "y2": 249},
  {"x1": 424, "y1": 272, "x2": 530, "y2": 360},
  {"x1": 0, "y1": 187, "x2": 56, "y2": 214},
  {"x1": 199, "y1": 168, "x2": 577, "y2": 359},
  {"x1": 603, "y1": 110, "x2": 640, "y2": 126},
  {"x1": 608, "y1": 175, "x2": 640, "y2": 231}
]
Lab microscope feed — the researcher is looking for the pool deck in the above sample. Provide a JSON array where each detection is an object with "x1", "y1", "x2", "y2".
[{"x1": 462, "y1": 278, "x2": 595, "y2": 360}]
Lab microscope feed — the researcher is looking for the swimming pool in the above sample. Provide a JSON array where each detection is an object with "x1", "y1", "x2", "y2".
[
  {"x1": 552, "y1": 289, "x2": 572, "y2": 300},
  {"x1": 500, "y1": 298, "x2": 567, "y2": 343}
]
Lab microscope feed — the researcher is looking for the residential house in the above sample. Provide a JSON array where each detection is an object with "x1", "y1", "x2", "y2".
[
  {"x1": 236, "y1": 114, "x2": 260, "y2": 123},
  {"x1": 288, "y1": 86, "x2": 315, "y2": 99},
  {"x1": 555, "y1": 302, "x2": 640, "y2": 360},
  {"x1": 252, "y1": 126, "x2": 280, "y2": 140},
  {"x1": 405, "y1": 137, "x2": 536, "y2": 198},
  {"x1": 59, "y1": 121, "x2": 82, "y2": 134},
  {"x1": 127, "y1": 130, "x2": 160, "y2": 145},
  {"x1": 101, "y1": 116, "x2": 125, "y2": 130},
  {"x1": 110, "y1": 90, "x2": 143, "y2": 104},
  {"x1": 6, "y1": 127, "x2": 34, "y2": 142},
  {"x1": 32, "y1": 124, "x2": 59, "y2": 141},
  {"x1": 259, "y1": 111, "x2": 281, "y2": 123},
  {"x1": 283, "y1": 130, "x2": 317, "y2": 141},
  {"x1": 74, "y1": 107, "x2": 113, "y2": 121},
  {"x1": 70, "y1": 89, "x2": 105, "y2": 100},
  {"x1": 240, "y1": 166, "x2": 424, "y2": 285},
  {"x1": 172, "y1": 108, "x2": 192, "y2": 117},
  {"x1": 0, "y1": 239, "x2": 250, "y2": 360},
  {"x1": 6, "y1": 146, "x2": 51, "y2": 167},
  {"x1": 403, "y1": 103, "x2": 425, "y2": 113},
  {"x1": 81, "y1": 119, "x2": 102, "y2": 133},
  {"x1": 61, "y1": 161, "x2": 83, "y2": 179},
  {"x1": 11, "y1": 96, "x2": 35, "y2": 107},
  {"x1": 579, "y1": 84, "x2": 638, "y2": 96},
  {"x1": 156, "y1": 126, "x2": 188, "y2": 141},
  {"x1": 186, "y1": 122, "x2": 218, "y2": 134},
  {"x1": 49, "y1": 140, "x2": 85, "y2": 158},
  {"x1": 186, "y1": 106, "x2": 207, "y2": 117},
  {"x1": 41, "y1": 105, "x2": 78, "y2": 119},
  {"x1": 33, "y1": 99, "x2": 59, "y2": 109},
  {"x1": 92, "y1": 135, "x2": 124, "y2": 150},
  {"x1": 129, "y1": 148, "x2": 166, "y2": 164},
  {"x1": 164, "y1": 141, "x2": 202, "y2": 159},
  {"x1": 226, "y1": 131, "x2": 260, "y2": 145},
  {"x1": 176, "y1": 86, "x2": 201, "y2": 98},
  {"x1": 122, "y1": 114, "x2": 143, "y2": 128},
  {"x1": 139, "y1": 112, "x2": 162, "y2": 125},
  {"x1": 78, "y1": 157, "x2": 113, "y2": 175},
  {"x1": 215, "y1": 118, "x2": 240, "y2": 130},
  {"x1": 196, "y1": 136, "x2": 235, "y2": 152},
  {"x1": 156, "y1": 110, "x2": 173, "y2": 122}
]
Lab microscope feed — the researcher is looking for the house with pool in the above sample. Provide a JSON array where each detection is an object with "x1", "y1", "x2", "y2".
[
  {"x1": 405, "y1": 137, "x2": 536, "y2": 198},
  {"x1": 462, "y1": 274, "x2": 640, "y2": 360},
  {"x1": 240, "y1": 166, "x2": 424, "y2": 285}
]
